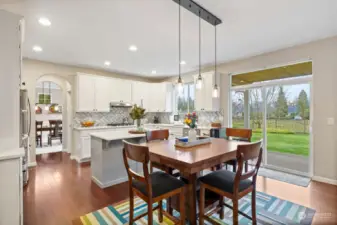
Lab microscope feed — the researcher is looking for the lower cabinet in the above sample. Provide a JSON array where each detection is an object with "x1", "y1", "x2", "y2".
[
  {"x1": 0, "y1": 156, "x2": 23, "y2": 225},
  {"x1": 73, "y1": 127, "x2": 135, "y2": 163}
]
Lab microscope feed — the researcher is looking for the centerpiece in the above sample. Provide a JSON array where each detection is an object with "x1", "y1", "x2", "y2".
[
  {"x1": 129, "y1": 104, "x2": 145, "y2": 130},
  {"x1": 184, "y1": 112, "x2": 198, "y2": 142}
]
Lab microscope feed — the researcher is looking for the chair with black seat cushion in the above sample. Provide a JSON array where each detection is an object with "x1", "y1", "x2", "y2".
[
  {"x1": 224, "y1": 128, "x2": 252, "y2": 172},
  {"x1": 123, "y1": 140, "x2": 186, "y2": 225},
  {"x1": 199, "y1": 140, "x2": 263, "y2": 225}
]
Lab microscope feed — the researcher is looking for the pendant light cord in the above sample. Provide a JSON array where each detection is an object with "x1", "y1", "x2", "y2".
[
  {"x1": 199, "y1": 10, "x2": 201, "y2": 76},
  {"x1": 214, "y1": 25, "x2": 217, "y2": 85},
  {"x1": 178, "y1": 0, "x2": 181, "y2": 80}
]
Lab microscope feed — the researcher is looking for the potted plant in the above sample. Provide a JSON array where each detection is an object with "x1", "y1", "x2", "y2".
[
  {"x1": 129, "y1": 104, "x2": 146, "y2": 128},
  {"x1": 184, "y1": 112, "x2": 198, "y2": 142}
]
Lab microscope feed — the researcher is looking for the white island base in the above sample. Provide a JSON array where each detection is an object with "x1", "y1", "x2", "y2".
[{"x1": 90, "y1": 131, "x2": 146, "y2": 188}]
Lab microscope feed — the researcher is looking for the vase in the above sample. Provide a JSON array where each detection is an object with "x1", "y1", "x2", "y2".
[
  {"x1": 188, "y1": 128, "x2": 197, "y2": 142},
  {"x1": 136, "y1": 119, "x2": 141, "y2": 128}
]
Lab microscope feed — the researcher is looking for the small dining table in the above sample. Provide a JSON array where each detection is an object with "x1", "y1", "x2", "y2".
[{"x1": 141, "y1": 138, "x2": 250, "y2": 225}]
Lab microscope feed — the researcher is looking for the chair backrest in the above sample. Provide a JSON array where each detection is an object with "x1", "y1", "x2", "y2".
[
  {"x1": 226, "y1": 128, "x2": 252, "y2": 142},
  {"x1": 234, "y1": 140, "x2": 263, "y2": 192},
  {"x1": 146, "y1": 129, "x2": 169, "y2": 142},
  {"x1": 122, "y1": 140, "x2": 153, "y2": 196},
  {"x1": 36, "y1": 121, "x2": 43, "y2": 134}
]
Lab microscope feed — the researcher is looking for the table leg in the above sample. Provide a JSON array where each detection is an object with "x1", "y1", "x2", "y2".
[{"x1": 186, "y1": 173, "x2": 197, "y2": 225}]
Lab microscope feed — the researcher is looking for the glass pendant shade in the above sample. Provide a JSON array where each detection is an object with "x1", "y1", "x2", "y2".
[
  {"x1": 212, "y1": 84, "x2": 219, "y2": 98},
  {"x1": 196, "y1": 75, "x2": 203, "y2": 89},
  {"x1": 176, "y1": 76, "x2": 184, "y2": 95}
]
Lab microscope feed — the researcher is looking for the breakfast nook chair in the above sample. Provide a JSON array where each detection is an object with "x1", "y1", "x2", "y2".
[
  {"x1": 225, "y1": 128, "x2": 252, "y2": 172},
  {"x1": 123, "y1": 140, "x2": 186, "y2": 225},
  {"x1": 199, "y1": 140, "x2": 263, "y2": 225}
]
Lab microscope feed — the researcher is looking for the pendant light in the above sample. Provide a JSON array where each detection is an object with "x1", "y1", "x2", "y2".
[
  {"x1": 195, "y1": 10, "x2": 203, "y2": 90},
  {"x1": 176, "y1": 0, "x2": 183, "y2": 94},
  {"x1": 212, "y1": 25, "x2": 219, "y2": 98}
]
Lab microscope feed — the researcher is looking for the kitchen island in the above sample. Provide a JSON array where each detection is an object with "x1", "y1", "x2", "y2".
[{"x1": 90, "y1": 130, "x2": 146, "y2": 188}]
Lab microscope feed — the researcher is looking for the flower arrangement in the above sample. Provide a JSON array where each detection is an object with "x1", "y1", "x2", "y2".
[
  {"x1": 184, "y1": 112, "x2": 197, "y2": 129},
  {"x1": 129, "y1": 104, "x2": 146, "y2": 120}
]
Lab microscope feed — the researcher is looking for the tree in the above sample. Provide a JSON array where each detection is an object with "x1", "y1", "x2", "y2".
[
  {"x1": 297, "y1": 90, "x2": 309, "y2": 133},
  {"x1": 274, "y1": 86, "x2": 288, "y2": 128},
  {"x1": 249, "y1": 87, "x2": 277, "y2": 129}
]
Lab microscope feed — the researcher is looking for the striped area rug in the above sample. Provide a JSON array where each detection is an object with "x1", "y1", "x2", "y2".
[{"x1": 77, "y1": 191, "x2": 315, "y2": 225}]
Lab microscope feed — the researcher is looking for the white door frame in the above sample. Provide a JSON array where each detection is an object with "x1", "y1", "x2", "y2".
[{"x1": 229, "y1": 75, "x2": 313, "y2": 177}]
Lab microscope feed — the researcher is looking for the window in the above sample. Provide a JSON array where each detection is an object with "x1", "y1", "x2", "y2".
[
  {"x1": 38, "y1": 93, "x2": 51, "y2": 104},
  {"x1": 176, "y1": 83, "x2": 195, "y2": 113}
]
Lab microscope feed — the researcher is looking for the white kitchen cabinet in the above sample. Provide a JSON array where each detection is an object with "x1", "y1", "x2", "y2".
[
  {"x1": 73, "y1": 126, "x2": 136, "y2": 163},
  {"x1": 109, "y1": 78, "x2": 132, "y2": 103},
  {"x1": 76, "y1": 74, "x2": 96, "y2": 112},
  {"x1": 194, "y1": 72, "x2": 220, "y2": 111},
  {"x1": 132, "y1": 81, "x2": 150, "y2": 109},
  {"x1": 0, "y1": 149, "x2": 24, "y2": 225},
  {"x1": 95, "y1": 76, "x2": 111, "y2": 112},
  {"x1": 80, "y1": 136, "x2": 91, "y2": 159},
  {"x1": 145, "y1": 83, "x2": 173, "y2": 112}
]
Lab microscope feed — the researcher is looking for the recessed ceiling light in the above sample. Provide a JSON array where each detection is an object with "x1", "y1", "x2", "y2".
[
  {"x1": 180, "y1": 61, "x2": 186, "y2": 65},
  {"x1": 38, "y1": 17, "x2": 51, "y2": 26},
  {"x1": 151, "y1": 70, "x2": 157, "y2": 75},
  {"x1": 104, "y1": 61, "x2": 111, "y2": 66},
  {"x1": 129, "y1": 45, "x2": 138, "y2": 52},
  {"x1": 32, "y1": 45, "x2": 43, "y2": 52}
]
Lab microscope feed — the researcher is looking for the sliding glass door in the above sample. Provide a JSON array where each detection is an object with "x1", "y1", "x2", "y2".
[
  {"x1": 230, "y1": 81, "x2": 311, "y2": 175},
  {"x1": 265, "y1": 83, "x2": 310, "y2": 174}
]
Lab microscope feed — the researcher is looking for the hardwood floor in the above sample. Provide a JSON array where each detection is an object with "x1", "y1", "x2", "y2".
[{"x1": 24, "y1": 152, "x2": 337, "y2": 225}]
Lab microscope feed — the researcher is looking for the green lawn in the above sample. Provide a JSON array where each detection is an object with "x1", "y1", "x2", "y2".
[{"x1": 251, "y1": 132, "x2": 309, "y2": 156}]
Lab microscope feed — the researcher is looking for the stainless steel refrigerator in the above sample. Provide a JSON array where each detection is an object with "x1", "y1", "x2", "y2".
[{"x1": 20, "y1": 89, "x2": 31, "y2": 186}]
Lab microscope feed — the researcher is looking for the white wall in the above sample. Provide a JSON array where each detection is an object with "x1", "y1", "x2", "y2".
[{"x1": 165, "y1": 36, "x2": 337, "y2": 182}]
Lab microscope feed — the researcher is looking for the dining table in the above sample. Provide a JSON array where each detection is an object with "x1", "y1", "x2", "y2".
[{"x1": 141, "y1": 138, "x2": 251, "y2": 225}]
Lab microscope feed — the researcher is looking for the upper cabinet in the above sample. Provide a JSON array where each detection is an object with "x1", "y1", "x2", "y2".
[
  {"x1": 76, "y1": 74, "x2": 97, "y2": 112},
  {"x1": 132, "y1": 82, "x2": 173, "y2": 112},
  {"x1": 194, "y1": 72, "x2": 220, "y2": 111},
  {"x1": 76, "y1": 74, "x2": 132, "y2": 112},
  {"x1": 76, "y1": 73, "x2": 173, "y2": 113},
  {"x1": 109, "y1": 78, "x2": 132, "y2": 103}
]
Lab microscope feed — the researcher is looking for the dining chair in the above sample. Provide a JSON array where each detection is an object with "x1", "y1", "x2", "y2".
[
  {"x1": 123, "y1": 140, "x2": 186, "y2": 225},
  {"x1": 48, "y1": 120, "x2": 62, "y2": 146},
  {"x1": 224, "y1": 128, "x2": 252, "y2": 172},
  {"x1": 146, "y1": 129, "x2": 177, "y2": 174},
  {"x1": 35, "y1": 121, "x2": 43, "y2": 147},
  {"x1": 199, "y1": 140, "x2": 263, "y2": 225}
]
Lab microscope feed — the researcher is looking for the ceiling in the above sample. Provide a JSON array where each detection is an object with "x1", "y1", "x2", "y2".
[
  {"x1": 1, "y1": 0, "x2": 337, "y2": 77},
  {"x1": 232, "y1": 62, "x2": 312, "y2": 86}
]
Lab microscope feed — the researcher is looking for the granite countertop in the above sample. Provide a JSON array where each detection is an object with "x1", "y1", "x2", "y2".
[
  {"x1": 144, "y1": 123, "x2": 214, "y2": 130},
  {"x1": 90, "y1": 131, "x2": 145, "y2": 141},
  {"x1": 73, "y1": 125, "x2": 136, "y2": 131},
  {"x1": 0, "y1": 147, "x2": 25, "y2": 161}
]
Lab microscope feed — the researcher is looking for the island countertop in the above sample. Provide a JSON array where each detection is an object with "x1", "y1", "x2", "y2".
[{"x1": 90, "y1": 130, "x2": 146, "y2": 141}]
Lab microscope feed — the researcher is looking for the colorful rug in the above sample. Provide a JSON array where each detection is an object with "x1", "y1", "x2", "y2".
[{"x1": 78, "y1": 192, "x2": 315, "y2": 225}]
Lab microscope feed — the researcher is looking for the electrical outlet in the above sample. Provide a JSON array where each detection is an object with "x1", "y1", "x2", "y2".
[{"x1": 327, "y1": 117, "x2": 335, "y2": 125}]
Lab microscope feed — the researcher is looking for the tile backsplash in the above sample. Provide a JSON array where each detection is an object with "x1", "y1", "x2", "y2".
[
  {"x1": 74, "y1": 107, "x2": 223, "y2": 127},
  {"x1": 73, "y1": 107, "x2": 132, "y2": 127}
]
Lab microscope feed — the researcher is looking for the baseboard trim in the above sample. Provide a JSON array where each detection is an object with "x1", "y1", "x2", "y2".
[
  {"x1": 91, "y1": 176, "x2": 128, "y2": 189},
  {"x1": 70, "y1": 155, "x2": 90, "y2": 163},
  {"x1": 28, "y1": 162, "x2": 37, "y2": 167},
  {"x1": 312, "y1": 176, "x2": 337, "y2": 185}
]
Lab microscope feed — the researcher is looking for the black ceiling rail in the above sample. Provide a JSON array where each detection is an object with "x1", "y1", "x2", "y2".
[{"x1": 172, "y1": 0, "x2": 222, "y2": 26}]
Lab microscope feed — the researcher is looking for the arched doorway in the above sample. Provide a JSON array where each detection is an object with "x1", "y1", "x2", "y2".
[{"x1": 34, "y1": 75, "x2": 72, "y2": 156}]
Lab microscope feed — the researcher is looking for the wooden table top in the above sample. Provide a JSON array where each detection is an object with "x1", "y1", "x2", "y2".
[{"x1": 142, "y1": 138, "x2": 250, "y2": 174}]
